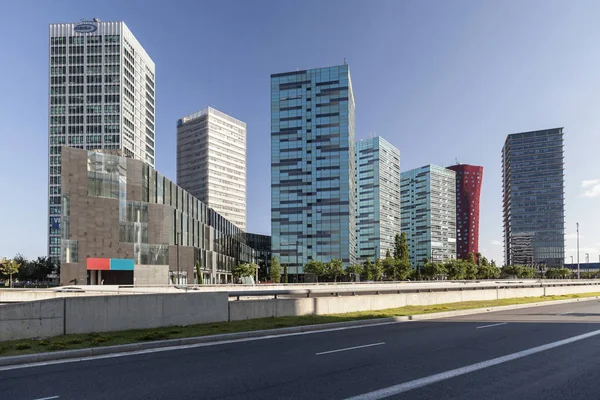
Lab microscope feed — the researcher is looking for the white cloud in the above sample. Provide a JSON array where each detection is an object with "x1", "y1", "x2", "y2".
[
  {"x1": 491, "y1": 240, "x2": 502, "y2": 246},
  {"x1": 581, "y1": 179, "x2": 600, "y2": 197}
]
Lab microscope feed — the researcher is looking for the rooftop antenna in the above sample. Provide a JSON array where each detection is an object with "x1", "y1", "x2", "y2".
[
  {"x1": 344, "y1": 57, "x2": 347, "y2": 65},
  {"x1": 455, "y1": 158, "x2": 459, "y2": 165}
]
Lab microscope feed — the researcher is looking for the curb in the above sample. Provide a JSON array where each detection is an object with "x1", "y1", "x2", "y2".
[{"x1": 1, "y1": 295, "x2": 598, "y2": 368}]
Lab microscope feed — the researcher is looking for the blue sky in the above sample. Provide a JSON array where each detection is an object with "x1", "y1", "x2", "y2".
[{"x1": 1, "y1": 0, "x2": 599, "y2": 265}]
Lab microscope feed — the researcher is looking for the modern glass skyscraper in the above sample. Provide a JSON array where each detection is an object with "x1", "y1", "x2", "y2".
[
  {"x1": 271, "y1": 64, "x2": 356, "y2": 276},
  {"x1": 502, "y1": 128, "x2": 565, "y2": 267},
  {"x1": 400, "y1": 165, "x2": 456, "y2": 268},
  {"x1": 48, "y1": 19, "x2": 155, "y2": 265},
  {"x1": 446, "y1": 164, "x2": 483, "y2": 260},
  {"x1": 177, "y1": 107, "x2": 247, "y2": 230},
  {"x1": 356, "y1": 137, "x2": 401, "y2": 262}
]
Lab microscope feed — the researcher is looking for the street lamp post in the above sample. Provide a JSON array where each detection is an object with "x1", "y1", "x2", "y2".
[
  {"x1": 586, "y1": 253, "x2": 590, "y2": 273},
  {"x1": 576, "y1": 223, "x2": 580, "y2": 279}
]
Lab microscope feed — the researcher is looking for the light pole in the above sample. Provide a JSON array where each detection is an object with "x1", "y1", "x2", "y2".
[
  {"x1": 586, "y1": 253, "x2": 590, "y2": 273},
  {"x1": 577, "y1": 222, "x2": 580, "y2": 279},
  {"x1": 570, "y1": 255, "x2": 573, "y2": 267}
]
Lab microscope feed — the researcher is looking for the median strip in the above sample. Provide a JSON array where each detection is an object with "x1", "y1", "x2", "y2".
[{"x1": 0, "y1": 293, "x2": 599, "y2": 361}]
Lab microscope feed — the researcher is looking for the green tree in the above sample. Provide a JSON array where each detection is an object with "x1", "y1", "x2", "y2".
[
  {"x1": 394, "y1": 234, "x2": 402, "y2": 260},
  {"x1": 395, "y1": 233, "x2": 410, "y2": 265},
  {"x1": 283, "y1": 266, "x2": 289, "y2": 283},
  {"x1": 270, "y1": 256, "x2": 282, "y2": 283},
  {"x1": 545, "y1": 267, "x2": 572, "y2": 279},
  {"x1": 232, "y1": 262, "x2": 254, "y2": 281},
  {"x1": 445, "y1": 259, "x2": 466, "y2": 280},
  {"x1": 464, "y1": 262, "x2": 478, "y2": 280},
  {"x1": 476, "y1": 264, "x2": 501, "y2": 279},
  {"x1": 0, "y1": 258, "x2": 21, "y2": 288},
  {"x1": 304, "y1": 260, "x2": 326, "y2": 282},
  {"x1": 383, "y1": 255, "x2": 399, "y2": 281},
  {"x1": 502, "y1": 265, "x2": 537, "y2": 279},
  {"x1": 385, "y1": 249, "x2": 391, "y2": 259},
  {"x1": 363, "y1": 259, "x2": 373, "y2": 281},
  {"x1": 326, "y1": 259, "x2": 344, "y2": 282},
  {"x1": 422, "y1": 260, "x2": 447, "y2": 280},
  {"x1": 345, "y1": 264, "x2": 363, "y2": 281},
  {"x1": 373, "y1": 258, "x2": 383, "y2": 281}
]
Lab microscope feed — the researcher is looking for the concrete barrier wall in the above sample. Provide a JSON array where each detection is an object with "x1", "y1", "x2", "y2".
[
  {"x1": 65, "y1": 292, "x2": 228, "y2": 334},
  {"x1": 0, "y1": 299, "x2": 64, "y2": 341},
  {"x1": 3, "y1": 283, "x2": 600, "y2": 340}
]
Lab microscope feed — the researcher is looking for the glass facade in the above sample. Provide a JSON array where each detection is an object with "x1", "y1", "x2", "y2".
[
  {"x1": 401, "y1": 165, "x2": 456, "y2": 267},
  {"x1": 502, "y1": 128, "x2": 565, "y2": 267},
  {"x1": 446, "y1": 164, "x2": 483, "y2": 260},
  {"x1": 271, "y1": 64, "x2": 356, "y2": 274},
  {"x1": 356, "y1": 137, "x2": 401, "y2": 262},
  {"x1": 61, "y1": 150, "x2": 263, "y2": 281},
  {"x1": 48, "y1": 21, "x2": 155, "y2": 267}
]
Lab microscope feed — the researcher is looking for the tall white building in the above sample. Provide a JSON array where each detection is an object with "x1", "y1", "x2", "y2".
[
  {"x1": 400, "y1": 165, "x2": 456, "y2": 268},
  {"x1": 355, "y1": 137, "x2": 401, "y2": 262},
  {"x1": 177, "y1": 107, "x2": 247, "y2": 230},
  {"x1": 48, "y1": 19, "x2": 155, "y2": 263}
]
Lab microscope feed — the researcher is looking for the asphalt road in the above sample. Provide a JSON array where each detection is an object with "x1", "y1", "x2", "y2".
[{"x1": 2, "y1": 300, "x2": 600, "y2": 400}]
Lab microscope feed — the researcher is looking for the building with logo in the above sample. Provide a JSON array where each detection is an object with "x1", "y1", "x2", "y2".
[
  {"x1": 176, "y1": 107, "x2": 247, "y2": 230},
  {"x1": 355, "y1": 136, "x2": 401, "y2": 262},
  {"x1": 446, "y1": 164, "x2": 483, "y2": 261},
  {"x1": 48, "y1": 20, "x2": 155, "y2": 266},
  {"x1": 400, "y1": 165, "x2": 456, "y2": 268},
  {"x1": 502, "y1": 128, "x2": 565, "y2": 267},
  {"x1": 59, "y1": 147, "x2": 265, "y2": 286},
  {"x1": 271, "y1": 64, "x2": 356, "y2": 278}
]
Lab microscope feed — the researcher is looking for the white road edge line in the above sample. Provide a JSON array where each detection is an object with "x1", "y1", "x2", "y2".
[
  {"x1": 32, "y1": 396, "x2": 59, "y2": 400},
  {"x1": 476, "y1": 322, "x2": 508, "y2": 329},
  {"x1": 0, "y1": 320, "x2": 404, "y2": 372},
  {"x1": 345, "y1": 327, "x2": 600, "y2": 400},
  {"x1": 556, "y1": 312, "x2": 572, "y2": 316},
  {"x1": 316, "y1": 342, "x2": 385, "y2": 356}
]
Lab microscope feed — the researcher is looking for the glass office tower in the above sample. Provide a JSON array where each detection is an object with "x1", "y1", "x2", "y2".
[
  {"x1": 271, "y1": 64, "x2": 356, "y2": 278},
  {"x1": 401, "y1": 165, "x2": 456, "y2": 268},
  {"x1": 356, "y1": 137, "x2": 401, "y2": 262},
  {"x1": 48, "y1": 20, "x2": 155, "y2": 266},
  {"x1": 502, "y1": 128, "x2": 565, "y2": 267}
]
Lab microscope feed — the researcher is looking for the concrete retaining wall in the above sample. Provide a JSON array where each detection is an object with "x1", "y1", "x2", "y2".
[
  {"x1": 65, "y1": 292, "x2": 228, "y2": 334},
  {"x1": 0, "y1": 299, "x2": 64, "y2": 341},
  {"x1": 3, "y1": 283, "x2": 600, "y2": 340},
  {"x1": 0, "y1": 292, "x2": 228, "y2": 340}
]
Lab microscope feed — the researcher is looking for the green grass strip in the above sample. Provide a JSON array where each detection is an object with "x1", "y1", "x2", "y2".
[{"x1": 1, "y1": 293, "x2": 598, "y2": 357}]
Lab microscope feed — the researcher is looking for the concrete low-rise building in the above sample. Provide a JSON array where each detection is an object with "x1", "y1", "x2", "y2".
[{"x1": 59, "y1": 147, "x2": 269, "y2": 286}]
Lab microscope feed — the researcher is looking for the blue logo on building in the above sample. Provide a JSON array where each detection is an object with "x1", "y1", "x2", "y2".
[
  {"x1": 177, "y1": 119, "x2": 183, "y2": 127},
  {"x1": 74, "y1": 23, "x2": 98, "y2": 33},
  {"x1": 51, "y1": 217, "x2": 61, "y2": 229}
]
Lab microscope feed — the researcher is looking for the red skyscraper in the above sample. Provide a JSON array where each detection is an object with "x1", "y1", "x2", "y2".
[{"x1": 447, "y1": 164, "x2": 483, "y2": 261}]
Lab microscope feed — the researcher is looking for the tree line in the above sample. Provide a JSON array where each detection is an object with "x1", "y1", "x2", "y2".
[
  {"x1": 0, "y1": 254, "x2": 58, "y2": 287},
  {"x1": 264, "y1": 233, "x2": 582, "y2": 283}
]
